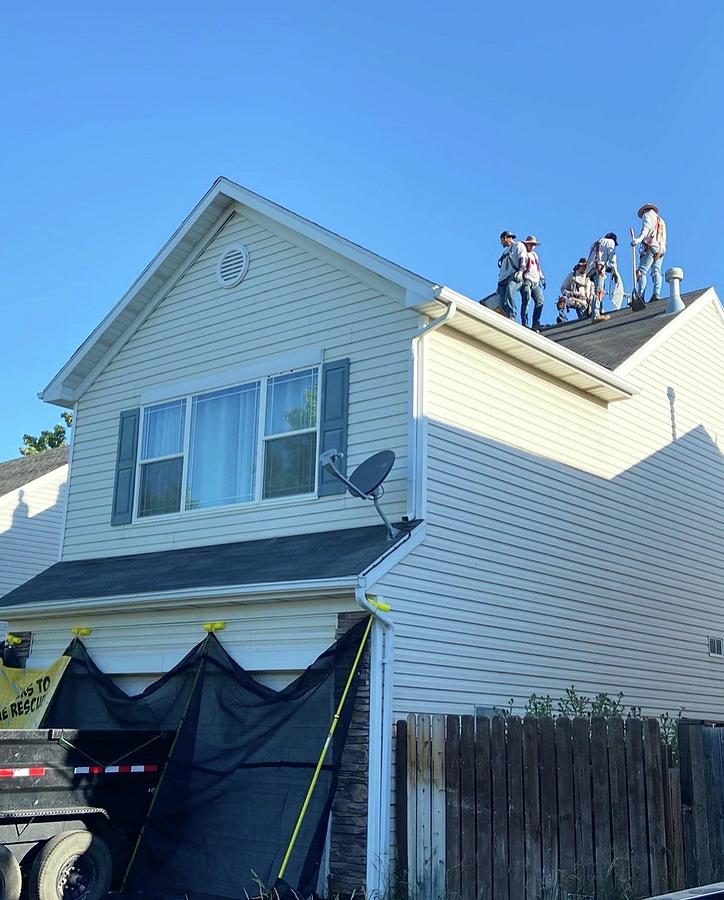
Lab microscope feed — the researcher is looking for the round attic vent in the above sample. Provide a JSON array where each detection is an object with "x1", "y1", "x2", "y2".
[{"x1": 216, "y1": 244, "x2": 249, "y2": 288}]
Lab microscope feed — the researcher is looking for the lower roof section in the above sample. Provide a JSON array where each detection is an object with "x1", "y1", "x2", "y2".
[{"x1": 0, "y1": 522, "x2": 420, "y2": 609}]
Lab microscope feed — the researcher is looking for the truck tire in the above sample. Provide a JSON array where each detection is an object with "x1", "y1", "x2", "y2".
[
  {"x1": 0, "y1": 844, "x2": 22, "y2": 900},
  {"x1": 28, "y1": 831, "x2": 112, "y2": 900}
]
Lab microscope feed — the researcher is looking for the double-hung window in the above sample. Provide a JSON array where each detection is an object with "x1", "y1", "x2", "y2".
[
  {"x1": 138, "y1": 400, "x2": 186, "y2": 517},
  {"x1": 136, "y1": 367, "x2": 319, "y2": 518},
  {"x1": 263, "y1": 370, "x2": 319, "y2": 499}
]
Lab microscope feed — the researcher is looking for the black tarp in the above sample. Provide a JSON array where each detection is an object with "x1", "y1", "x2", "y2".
[{"x1": 41, "y1": 618, "x2": 369, "y2": 900}]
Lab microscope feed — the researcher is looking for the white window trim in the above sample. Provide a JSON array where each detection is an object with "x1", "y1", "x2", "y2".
[
  {"x1": 140, "y1": 348, "x2": 322, "y2": 406},
  {"x1": 133, "y1": 362, "x2": 321, "y2": 522}
]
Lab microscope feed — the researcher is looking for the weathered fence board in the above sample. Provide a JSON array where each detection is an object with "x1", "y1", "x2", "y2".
[
  {"x1": 459, "y1": 716, "x2": 476, "y2": 900},
  {"x1": 490, "y1": 715, "x2": 507, "y2": 900},
  {"x1": 555, "y1": 716, "x2": 576, "y2": 896},
  {"x1": 394, "y1": 718, "x2": 408, "y2": 889},
  {"x1": 607, "y1": 716, "x2": 631, "y2": 895},
  {"x1": 538, "y1": 717, "x2": 557, "y2": 897},
  {"x1": 398, "y1": 715, "x2": 695, "y2": 900},
  {"x1": 444, "y1": 715, "x2": 460, "y2": 900},
  {"x1": 626, "y1": 716, "x2": 650, "y2": 897},
  {"x1": 474, "y1": 716, "x2": 492, "y2": 900},
  {"x1": 522, "y1": 717, "x2": 541, "y2": 900},
  {"x1": 644, "y1": 718, "x2": 669, "y2": 895},
  {"x1": 417, "y1": 714, "x2": 432, "y2": 900},
  {"x1": 590, "y1": 717, "x2": 612, "y2": 899},
  {"x1": 431, "y1": 715, "x2": 446, "y2": 900}
]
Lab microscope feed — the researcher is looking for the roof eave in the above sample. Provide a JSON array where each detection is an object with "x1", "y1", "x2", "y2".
[
  {"x1": 40, "y1": 182, "x2": 235, "y2": 407},
  {"x1": 0, "y1": 576, "x2": 360, "y2": 618},
  {"x1": 417, "y1": 287, "x2": 638, "y2": 403}
]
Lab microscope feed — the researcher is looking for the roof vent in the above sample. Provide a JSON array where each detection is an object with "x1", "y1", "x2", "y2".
[
  {"x1": 663, "y1": 267, "x2": 685, "y2": 316},
  {"x1": 216, "y1": 244, "x2": 249, "y2": 288}
]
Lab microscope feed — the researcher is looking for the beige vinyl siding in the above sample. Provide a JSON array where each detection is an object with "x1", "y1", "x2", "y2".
[
  {"x1": 62, "y1": 211, "x2": 417, "y2": 559},
  {"x1": 12, "y1": 594, "x2": 356, "y2": 692},
  {"x1": 380, "y1": 299, "x2": 724, "y2": 720},
  {"x1": 0, "y1": 467, "x2": 67, "y2": 596}
]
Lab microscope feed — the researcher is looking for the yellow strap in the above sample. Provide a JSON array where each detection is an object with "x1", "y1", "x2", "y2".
[{"x1": 277, "y1": 615, "x2": 373, "y2": 881}]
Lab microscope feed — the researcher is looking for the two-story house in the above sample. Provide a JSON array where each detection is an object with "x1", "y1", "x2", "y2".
[{"x1": 2, "y1": 178, "x2": 724, "y2": 893}]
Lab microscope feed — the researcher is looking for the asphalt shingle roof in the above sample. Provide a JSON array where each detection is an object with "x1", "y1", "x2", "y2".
[
  {"x1": 0, "y1": 446, "x2": 69, "y2": 498},
  {"x1": 545, "y1": 289, "x2": 710, "y2": 370},
  {"x1": 0, "y1": 521, "x2": 420, "y2": 608}
]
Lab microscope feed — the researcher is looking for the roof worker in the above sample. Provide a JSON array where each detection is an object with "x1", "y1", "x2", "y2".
[
  {"x1": 556, "y1": 258, "x2": 593, "y2": 324},
  {"x1": 585, "y1": 232, "x2": 620, "y2": 322},
  {"x1": 520, "y1": 235, "x2": 545, "y2": 331},
  {"x1": 486, "y1": 230, "x2": 526, "y2": 320},
  {"x1": 631, "y1": 203, "x2": 667, "y2": 302}
]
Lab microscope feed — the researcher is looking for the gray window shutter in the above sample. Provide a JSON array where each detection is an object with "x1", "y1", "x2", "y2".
[
  {"x1": 111, "y1": 408, "x2": 140, "y2": 525},
  {"x1": 318, "y1": 358, "x2": 350, "y2": 496}
]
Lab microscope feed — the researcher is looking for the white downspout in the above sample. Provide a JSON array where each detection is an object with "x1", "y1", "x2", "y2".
[
  {"x1": 57, "y1": 402, "x2": 78, "y2": 562},
  {"x1": 355, "y1": 582, "x2": 395, "y2": 896},
  {"x1": 408, "y1": 296, "x2": 457, "y2": 520}
]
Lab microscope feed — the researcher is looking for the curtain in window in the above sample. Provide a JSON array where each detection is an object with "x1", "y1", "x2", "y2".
[
  {"x1": 142, "y1": 401, "x2": 185, "y2": 459},
  {"x1": 187, "y1": 384, "x2": 259, "y2": 509}
]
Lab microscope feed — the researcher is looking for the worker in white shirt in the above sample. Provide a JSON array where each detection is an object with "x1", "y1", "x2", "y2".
[
  {"x1": 631, "y1": 203, "x2": 667, "y2": 301},
  {"x1": 520, "y1": 235, "x2": 545, "y2": 331},
  {"x1": 585, "y1": 232, "x2": 620, "y2": 322},
  {"x1": 556, "y1": 258, "x2": 593, "y2": 323},
  {"x1": 489, "y1": 230, "x2": 526, "y2": 319}
]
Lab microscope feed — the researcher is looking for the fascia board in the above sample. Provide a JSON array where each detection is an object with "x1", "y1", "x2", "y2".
[
  {"x1": 218, "y1": 178, "x2": 438, "y2": 298},
  {"x1": 429, "y1": 287, "x2": 639, "y2": 401},
  {"x1": 0, "y1": 577, "x2": 358, "y2": 619},
  {"x1": 41, "y1": 197, "x2": 235, "y2": 406},
  {"x1": 235, "y1": 202, "x2": 412, "y2": 303},
  {"x1": 614, "y1": 288, "x2": 721, "y2": 378}
]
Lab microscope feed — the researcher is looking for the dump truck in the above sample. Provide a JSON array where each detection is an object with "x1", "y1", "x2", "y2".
[{"x1": 0, "y1": 728, "x2": 172, "y2": 900}]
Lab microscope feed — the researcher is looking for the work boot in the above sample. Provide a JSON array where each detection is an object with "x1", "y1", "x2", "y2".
[
  {"x1": 650, "y1": 293, "x2": 661, "y2": 302},
  {"x1": 592, "y1": 313, "x2": 611, "y2": 322}
]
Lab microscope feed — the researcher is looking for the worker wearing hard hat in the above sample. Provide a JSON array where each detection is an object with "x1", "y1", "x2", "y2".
[
  {"x1": 631, "y1": 203, "x2": 667, "y2": 302},
  {"x1": 585, "y1": 232, "x2": 620, "y2": 322},
  {"x1": 520, "y1": 235, "x2": 545, "y2": 331}
]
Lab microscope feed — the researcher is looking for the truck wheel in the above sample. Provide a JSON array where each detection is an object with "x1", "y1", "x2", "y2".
[
  {"x1": 0, "y1": 844, "x2": 22, "y2": 900},
  {"x1": 29, "y1": 831, "x2": 112, "y2": 900}
]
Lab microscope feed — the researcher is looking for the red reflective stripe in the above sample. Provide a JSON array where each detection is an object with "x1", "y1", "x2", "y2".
[
  {"x1": 0, "y1": 767, "x2": 46, "y2": 778},
  {"x1": 74, "y1": 764, "x2": 159, "y2": 776}
]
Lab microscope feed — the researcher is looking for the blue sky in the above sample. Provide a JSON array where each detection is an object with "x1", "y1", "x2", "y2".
[{"x1": 2, "y1": 0, "x2": 723, "y2": 461}]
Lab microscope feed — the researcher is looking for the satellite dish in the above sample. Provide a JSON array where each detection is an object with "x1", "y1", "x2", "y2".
[
  {"x1": 320, "y1": 448, "x2": 399, "y2": 540},
  {"x1": 348, "y1": 450, "x2": 395, "y2": 498}
]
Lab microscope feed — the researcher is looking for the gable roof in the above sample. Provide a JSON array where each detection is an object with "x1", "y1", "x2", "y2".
[
  {"x1": 40, "y1": 178, "x2": 441, "y2": 408},
  {"x1": 0, "y1": 447, "x2": 68, "y2": 498},
  {"x1": 0, "y1": 521, "x2": 420, "y2": 612},
  {"x1": 545, "y1": 290, "x2": 712, "y2": 370}
]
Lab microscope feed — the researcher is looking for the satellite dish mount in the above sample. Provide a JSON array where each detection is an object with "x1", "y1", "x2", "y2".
[{"x1": 320, "y1": 449, "x2": 399, "y2": 540}]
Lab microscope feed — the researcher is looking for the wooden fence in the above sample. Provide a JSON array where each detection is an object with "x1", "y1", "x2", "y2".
[
  {"x1": 395, "y1": 714, "x2": 687, "y2": 900},
  {"x1": 680, "y1": 723, "x2": 724, "y2": 886}
]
